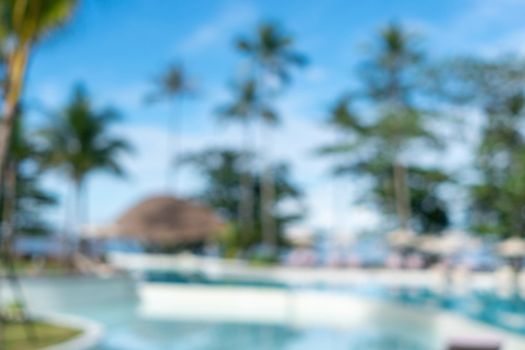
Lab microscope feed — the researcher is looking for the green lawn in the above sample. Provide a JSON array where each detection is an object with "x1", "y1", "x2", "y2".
[{"x1": 3, "y1": 321, "x2": 81, "y2": 350}]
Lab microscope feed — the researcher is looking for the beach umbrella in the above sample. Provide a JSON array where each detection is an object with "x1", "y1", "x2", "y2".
[
  {"x1": 387, "y1": 229, "x2": 417, "y2": 250},
  {"x1": 418, "y1": 231, "x2": 480, "y2": 258},
  {"x1": 497, "y1": 236, "x2": 525, "y2": 273},
  {"x1": 497, "y1": 237, "x2": 525, "y2": 259},
  {"x1": 387, "y1": 229, "x2": 418, "y2": 268},
  {"x1": 416, "y1": 231, "x2": 480, "y2": 294},
  {"x1": 82, "y1": 224, "x2": 120, "y2": 239},
  {"x1": 285, "y1": 227, "x2": 316, "y2": 248},
  {"x1": 497, "y1": 237, "x2": 525, "y2": 295}
]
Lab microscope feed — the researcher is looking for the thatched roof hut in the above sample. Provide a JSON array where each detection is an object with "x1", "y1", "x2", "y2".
[{"x1": 112, "y1": 195, "x2": 225, "y2": 247}]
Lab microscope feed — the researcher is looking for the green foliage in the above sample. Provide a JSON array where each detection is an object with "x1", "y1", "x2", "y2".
[
  {"x1": 220, "y1": 21, "x2": 306, "y2": 126},
  {"x1": 0, "y1": 0, "x2": 77, "y2": 45},
  {"x1": 38, "y1": 84, "x2": 132, "y2": 187},
  {"x1": 359, "y1": 23, "x2": 424, "y2": 104},
  {"x1": 375, "y1": 164, "x2": 450, "y2": 233},
  {"x1": 146, "y1": 62, "x2": 195, "y2": 104},
  {"x1": 354, "y1": 23, "x2": 435, "y2": 156},
  {"x1": 218, "y1": 79, "x2": 277, "y2": 125},
  {"x1": 437, "y1": 56, "x2": 525, "y2": 238},
  {"x1": 1, "y1": 300, "x2": 24, "y2": 321},
  {"x1": 237, "y1": 21, "x2": 307, "y2": 85},
  {"x1": 216, "y1": 223, "x2": 242, "y2": 258},
  {"x1": 181, "y1": 148, "x2": 303, "y2": 251},
  {"x1": 217, "y1": 21, "x2": 307, "y2": 251},
  {"x1": 0, "y1": 114, "x2": 56, "y2": 236},
  {"x1": 321, "y1": 23, "x2": 445, "y2": 232}
]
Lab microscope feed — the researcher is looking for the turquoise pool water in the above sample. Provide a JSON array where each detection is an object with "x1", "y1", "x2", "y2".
[{"x1": 15, "y1": 277, "x2": 439, "y2": 350}]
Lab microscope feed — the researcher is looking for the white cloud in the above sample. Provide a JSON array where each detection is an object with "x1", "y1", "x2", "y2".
[
  {"x1": 479, "y1": 28, "x2": 525, "y2": 56},
  {"x1": 177, "y1": 2, "x2": 258, "y2": 55},
  {"x1": 303, "y1": 177, "x2": 381, "y2": 235},
  {"x1": 98, "y1": 82, "x2": 150, "y2": 112},
  {"x1": 29, "y1": 81, "x2": 64, "y2": 109},
  {"x1": 434, "y1": 0, "x2": 525, "y2": 55},
  {"x1": 303, "y1": 66, "x2": 329, "y2": 83}
]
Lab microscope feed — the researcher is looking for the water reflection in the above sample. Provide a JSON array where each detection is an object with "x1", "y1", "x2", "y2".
[
  {"x1": 8, "y1": 277, "x2": 523, "y2": 349},
  {"x1": 16, "y1": 278, "x2": 437, "y2": 350}
]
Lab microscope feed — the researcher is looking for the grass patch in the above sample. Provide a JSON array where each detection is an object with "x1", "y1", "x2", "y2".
[{"x1": 3, "y1": 321, "x2": 81, "y2": 350}]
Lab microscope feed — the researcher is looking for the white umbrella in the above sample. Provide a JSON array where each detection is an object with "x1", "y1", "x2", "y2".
[
  {"x1": 82, "y1": 224, "x2": 119, "y2": 239},
  {"x1": 497, "y1": 237, "x2": 525, "y2": 295},
  {"x1": 387, "y1": 229, "x2": 417, "y2": 249},
  {"x1": 419, "y1": 232, "x2": 480, "y2": 257},
  {"x1": 498, "y1": 237, "x2": 525, "y2": 259}
]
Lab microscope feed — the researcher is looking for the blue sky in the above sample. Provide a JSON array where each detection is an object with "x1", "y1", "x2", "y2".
[{"x1": 23, "y1": 0, "x2": 525, "y2": 235}]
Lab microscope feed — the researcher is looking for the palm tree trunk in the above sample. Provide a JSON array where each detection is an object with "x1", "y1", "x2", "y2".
[
  {"x1": 84, "y1": 183, "x2": 89, "y2": 236},
  {"x1": 166, "y1": 97, "x2": 183, "y2": 194},
  {"x1": 68, "y1": 179, "x2": 83, "y2": 270},
  {"x1": 165, "y1": 109, "x2": 173, "y2": 192},
  {"x1": 261, "y1": 166, "x2": 276, "y2": 247},
  {"x1": 393, "y1": 162, "x2": 411, "y2": 229},
  {"x1": 60, "y1": 186, "x2": 71, "y2": 263},
  {"x1": 2, "y1": 162, "x2": 16, "y2": 257},
  {"x1": 260, "y1": 126, "x2": 276, "y2": 249},
  {"x1": 1, "y1": 161, "x2": 38, "y2": 342},
  {"x1": 239, "y1": 119, "x2": 254, "y2": 249},
  {"x1": 252, "y1": 63, "x2": 277, "y2": 251},
  {"x1": 0, "y1": 46, "x2": 29, "y2": 190},
  {"x1": 75, "y1": 180, "x2": 83, "y2": 240}
]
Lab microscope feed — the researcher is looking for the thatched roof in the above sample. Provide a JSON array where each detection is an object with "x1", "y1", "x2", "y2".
[{"x1": 113, "y1": 195, "x2": 225, "y2": 246}]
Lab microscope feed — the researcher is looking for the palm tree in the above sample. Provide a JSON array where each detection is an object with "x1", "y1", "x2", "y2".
[
  {"x1": 218, "y1": 78, "x2": 276, "y2": 246},
  {"x1": 0, "y1": 107, "x2": 56, "y2": 342},
  {"x1": 361, "y1": 23, "x2": 427, "y2": 230},
  {"x1": 322, "y1": 23, "x2": 433, "y2": 231},
  {"x1": 0, "y1": 0, "x2": 78, "y2": 189},
  {"x1": 39, "y1": 85, "x2": 132, "y2": 242},
  {"x1": 236, "y1": 22, "x2": 306, "y2": 249},
  {"x1": 2, "y1": 107, "x2": 56, "y2": 251},
  {"x1": 181, "y1": 148, "x2": 304, "y2": 253},
  {"x1": 146, "y1": 63, "x2": 194, "y2": 192}
]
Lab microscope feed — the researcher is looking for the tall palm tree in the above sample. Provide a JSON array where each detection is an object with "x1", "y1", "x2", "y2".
[
  {"x1": 0, "y1": 0, "x2": 78, "y2": 189},
  {"x1": 39, "y1": 85, "x2": 132, "y2": 240},
  {"x1": 218, "y1": 78, "x2": 276, "y2": 246},
  {"x1": 0, "y1": 107, "x2": 57, "y2": 341},
  {"x1": 362, "y1": 23, "x2": 425, "y2": 230},
  {"x1": 2, "y1": 107, "x2": 56, "y2": 250},
  {"x1": 321, "y1": 23, "x2": 435, "y2": 231},
  {"x1": 236, "y1": 22, "x2": 306, "y2": 249},
  {"x1": 146, "y1": 63, "x2": 194, "y2": 192}
]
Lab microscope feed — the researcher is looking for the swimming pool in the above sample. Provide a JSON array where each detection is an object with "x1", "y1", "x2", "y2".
[{"x1": 10, "y1": 277, "x2": 525, "y2": 350}]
